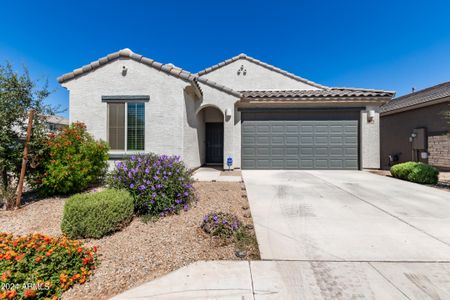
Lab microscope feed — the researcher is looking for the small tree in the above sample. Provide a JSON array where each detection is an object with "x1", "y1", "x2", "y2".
[{"x1": 0, "y1": 63, "x2": 52, "y2": 207}]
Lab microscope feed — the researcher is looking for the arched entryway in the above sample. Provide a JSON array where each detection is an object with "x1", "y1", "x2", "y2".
[{"x1": 196, "y1": 105, "x2": 224, "y2": 166}]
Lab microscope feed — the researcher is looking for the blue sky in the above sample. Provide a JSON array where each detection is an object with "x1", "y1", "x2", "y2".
[{"x1": 1, "y1": 0, "x2": 450, "y2": 118}]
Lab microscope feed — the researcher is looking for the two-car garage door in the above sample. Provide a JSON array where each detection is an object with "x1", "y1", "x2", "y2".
[{"x1": 241, "y1": 110, "x2": 360, "y2": 170}]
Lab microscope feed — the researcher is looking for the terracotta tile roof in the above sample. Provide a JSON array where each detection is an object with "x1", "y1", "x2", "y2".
[
  {"x1": 241, "y1": 88, "x2": 395, "y2": 100},
  {"x1": 380, "y1": 81, "x2": 450, "y2": 114},
  {"x1": 196, "y1": 53, "x2": 328, "y2": 89}
]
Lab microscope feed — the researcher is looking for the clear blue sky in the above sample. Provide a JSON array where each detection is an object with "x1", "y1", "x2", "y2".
[{"x1": 1, "y1": 0, "x2": 450, "y2": 118}]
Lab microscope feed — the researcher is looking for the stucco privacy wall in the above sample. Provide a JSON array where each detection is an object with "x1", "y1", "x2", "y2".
[
  {"x1": 200, "y1": 58, "x2": 320, "y2": 91},
  {"x1": 63, "y1": 58, "x2": 190, "y2": 158},
  {"x1": 360, "y1": 107, "x2": 381, "y2": 169}
]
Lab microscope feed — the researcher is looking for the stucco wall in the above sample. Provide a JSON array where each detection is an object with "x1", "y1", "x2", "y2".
[
  {"x1": 200, "y1": 58, "x2": 320, "y2": 91},
  {"x1": 360, "y1": 107, "x2": 381, "y2": 169},
  {"x1": 193, "y1": 83, "x2": 241, "y2": 169},
  {"x1": 63, "y1": 58, "x2": 190, "y2": 158},
  {"x1": 380, "y1": 101, "x2": 450, "y2": 169}
]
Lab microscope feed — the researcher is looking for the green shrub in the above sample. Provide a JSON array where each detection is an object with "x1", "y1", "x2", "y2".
[
  {"x1": 31, "y1": 122, "x2": 109, "y2": 196},
  {"x1": 407, "y1": 163, "x2": 439, "y2": 184},
  {"x1": 61, "y1": 189, "x2": 134, "y2": 239},
  {"x1": 390, "y1": 161, "x2": 417, "y2": 180},
  {"x1": 390, "y1": 162, "x2": 439, "y2": 184}
]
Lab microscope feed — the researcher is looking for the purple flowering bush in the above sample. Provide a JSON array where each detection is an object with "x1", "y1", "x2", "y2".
[
  {"x1": 201, "y1": 212, "x2": 240, "y2": 238},
  {"x1": 108, "y1": 153, "x2": 194, "y2": 216}
]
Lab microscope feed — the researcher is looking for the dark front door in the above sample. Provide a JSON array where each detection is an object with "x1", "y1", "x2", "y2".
[{"x1": 206, "y1": 122, "x2": 224, "y2": 164}]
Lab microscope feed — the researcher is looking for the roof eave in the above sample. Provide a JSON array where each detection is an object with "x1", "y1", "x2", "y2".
[
  {"x1": 239, "y1": 96, "x2": 392, "y2": 104},
  {"x1": 57, "y1": 49, "x2": 201, "y2": 93},
  {"x1": 380, "y1": 97, "x2": 450, "y2": 116}
]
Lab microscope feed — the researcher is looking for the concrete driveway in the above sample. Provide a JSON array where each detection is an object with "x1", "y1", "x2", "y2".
[{"x1": 242, "y1": 170, "x2": 450, "y2": 299}]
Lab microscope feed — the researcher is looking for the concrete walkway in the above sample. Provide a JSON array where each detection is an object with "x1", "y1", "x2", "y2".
[
  {"x1": 192, "y1": 167, "x2": 242, "y2": 182},
  {"x1": 112, "y1": 170, "x2": 450, "y2": 299},
  {"x1": 111, "y1": 260, "x2": 450, "y2": 299}
]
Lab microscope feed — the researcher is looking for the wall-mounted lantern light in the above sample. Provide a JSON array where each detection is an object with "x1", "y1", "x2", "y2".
[
  {"x1": 367, "y1": 110, "x2": 375, "y2": 122},
  {"x1": 225, "y1": 108, "x2": 232, "y2": 118},
  {"x1": 122, "y1": 66, "x2": 128, "y2": 76}
]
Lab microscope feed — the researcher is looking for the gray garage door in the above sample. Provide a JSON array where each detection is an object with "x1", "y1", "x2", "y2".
[{"x1": 241, "y1": 110, "x2": 359, "y2": 170}]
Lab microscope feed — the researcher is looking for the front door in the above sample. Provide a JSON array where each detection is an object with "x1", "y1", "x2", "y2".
[{"x1": 205, "y1": 122, "x2": 224, "y2": 164}]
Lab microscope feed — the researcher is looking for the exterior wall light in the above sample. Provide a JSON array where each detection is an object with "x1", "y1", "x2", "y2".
[
  {"x1": 367, "y1": 110, "x2": 375, "y2": 122},
  {"x1": 122, "y1": 66, "x2": 128, "y2": 76},
  {"x1": 225, "y1": 108, "x2": 232, "y2": 118}
]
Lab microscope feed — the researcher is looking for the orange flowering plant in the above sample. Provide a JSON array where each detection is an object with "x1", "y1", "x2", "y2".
[
  {"x1": 29, "y1": 122, "x2": 109, "y2": 195},
  {"x1": 0, "y1": 233, "x2": 97, "y2": 299}
]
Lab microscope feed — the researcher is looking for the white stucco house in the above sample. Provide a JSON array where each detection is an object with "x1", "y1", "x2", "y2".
[{"x1": 58, "y1": 48, "x2": 394, "y2": 170}]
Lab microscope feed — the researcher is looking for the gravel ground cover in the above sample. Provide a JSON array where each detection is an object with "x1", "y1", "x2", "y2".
[{"x1": 0, "y1": 181, "x2": 259, "y2": 299}]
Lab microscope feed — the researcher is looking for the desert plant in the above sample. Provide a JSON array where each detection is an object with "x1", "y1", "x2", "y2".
[
  {"x1": 31, "y1": 122, "x2": 109, "y2": 195},
  {"x1": 201, "y1": 212, "x2": 241, "y2": 238},
  {"x1": 390, "y1": 161, "x2": 439, "y2": 184},
  {"x1": 108, "y1": 153, "x2": 194, "y2": 216},
  {"x1": 0, "y1": 232, "x2": 97, "y2": 299},
  {"x1": 61, "y1": 189, "x2": 134, "y2": 239}
]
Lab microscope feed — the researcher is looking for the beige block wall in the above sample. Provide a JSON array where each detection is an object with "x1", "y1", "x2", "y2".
[{"x1": 428, "y1": 135, "x2": 450, "y2": 170}]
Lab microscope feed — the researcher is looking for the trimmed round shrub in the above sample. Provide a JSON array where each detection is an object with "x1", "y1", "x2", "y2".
[
  {"x1": 108, "y1": 153, "x2": 194, "y2": 216},
  {"x1": 31, "y1": 122, "x2": 109, "y2": 196},
  {"x1": 201, "y1": 212, "x2": 241, "y2": 238},
  {"x1": 0, "y1": 233, "x2": 97, "y2": 299},
  {"x1": 390, "y1": 161, "x2": 439, "y2": 184},
  {"x1": 61, "y1": 189, "x2": 134, "y2": 239}
]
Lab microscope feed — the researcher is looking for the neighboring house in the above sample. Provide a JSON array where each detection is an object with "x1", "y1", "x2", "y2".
[
  {"x1": 58, "y1": 48, "x2": 394, "y2": 170},
  {"x1": 45, "y1": 115, "x2": 69, "y2": 131},
  {"x1": 380, "y1": 82, "x2": 450, "y2": 170}
]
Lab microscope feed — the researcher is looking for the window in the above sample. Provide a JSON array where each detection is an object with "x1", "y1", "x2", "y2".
[{"x1": 108, "y1": 102, "x2": 145, "y2": 151}]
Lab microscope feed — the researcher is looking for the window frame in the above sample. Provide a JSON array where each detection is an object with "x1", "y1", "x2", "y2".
[{"x1": 104, "y1": 95, "x2": 148, "y2": 154}]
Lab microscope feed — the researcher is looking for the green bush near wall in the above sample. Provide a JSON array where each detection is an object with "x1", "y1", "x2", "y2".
[
  {"x1": 390, "y1": 162, "x2": 439, "y2": 185},
  {"x1": 61, "y1": 189, "x2": 134, "y2": 239}
]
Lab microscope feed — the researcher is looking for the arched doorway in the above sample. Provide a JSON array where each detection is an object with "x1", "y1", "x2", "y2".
[{"x1": 197, "y1": 106, "x2": 224, "y2": 166}]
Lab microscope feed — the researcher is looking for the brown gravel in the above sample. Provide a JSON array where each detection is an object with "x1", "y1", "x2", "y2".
[
  {"x1": 220, "y1": 170, "x2": 242, "y2": 176},
  {"x1": 0, "y1": 182, "x2": 259, "y2": 299}
]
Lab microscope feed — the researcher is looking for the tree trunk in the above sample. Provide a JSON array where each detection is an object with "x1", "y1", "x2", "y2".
[{"x1": 1, "y1": 169, "x2": 7, "y2": 191}]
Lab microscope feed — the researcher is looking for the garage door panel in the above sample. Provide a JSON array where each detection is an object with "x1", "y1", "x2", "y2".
[
  {"x1": 286, "y1": 136, "x2": 299, "y2": 145},
  {"x1": 286, "y1": 159, "x2": 299, "y2": 168},
  {"x1": 256, "y1": 147, "x2": 270, "y2": 156},
  {"x1": 300, "y1": 136, "x2": 314, "y2": 144},
  {"x1": 242, "y1": 112, "x2": 359, "y2": 170},
  {"x1": 271, "y1": 148, "x2": 284, "y2": 156},
  {"x1": 271, "y1": 136, "x2": 284, "y2": 145},
  {"x1": 272, "y1": 125, "x2": 284, "y2": 134},
  {"x1": 286, "y1": 148, "x2": 299, "y2": 156},
  {"x1": 271, "y1": 160, "x2": 284, "y2": 168},
  {"x1": 257, "y1": 125, "x2": 270, "y2": 133}
]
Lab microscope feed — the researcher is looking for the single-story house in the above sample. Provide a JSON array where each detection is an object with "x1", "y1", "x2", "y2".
[
  {"x1": 58, "y1": 48, "x2": 394, "y2": 170},
  {"x1": 380, "y1": 82, "x2": 450, "y2": 170}
]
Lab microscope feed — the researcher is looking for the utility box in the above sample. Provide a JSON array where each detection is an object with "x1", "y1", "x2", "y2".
[{"x1": 412, "y1": 128, "x2": 427, "y2": 150}]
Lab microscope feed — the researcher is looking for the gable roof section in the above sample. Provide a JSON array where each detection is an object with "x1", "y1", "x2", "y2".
[
  {"x1": 58, "y1": 48, "x2": 197, "y2": 83},
  {"x1": 380, "y1": 81, "x2": 450, "y2": 115},
  {"x1": 57, "y1": 48, "x2": 243, "y2": 98},
  {"x1": 196, "y1": 53, "x2": 328, "y2": 89}
]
